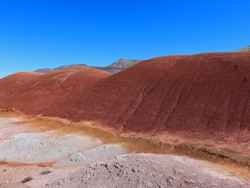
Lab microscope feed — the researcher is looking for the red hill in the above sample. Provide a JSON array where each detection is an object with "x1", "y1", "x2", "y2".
[
  {"x1": 0, "y1": 67, "x2": 110, "y2": 117},
  {"x1": 1, "y1": 53, "x2": 250, "y2": 142},
  {"x1": 1, "y1": 52, "x2": 250, "y2": 164},
  {"x1": 71, "y1": 53, "x2": 250, "y2": 141}
]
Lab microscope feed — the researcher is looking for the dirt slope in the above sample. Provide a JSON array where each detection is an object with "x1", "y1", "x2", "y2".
[
  {"x1": 0, "y1": 67, "x2": 110, "y2": 118},
  {"x1": 1, "y1": 53, "x2": 250, "y2": 141},
  {"x1": 69, "y1": 53, "x2": 250, "y2": 140}
]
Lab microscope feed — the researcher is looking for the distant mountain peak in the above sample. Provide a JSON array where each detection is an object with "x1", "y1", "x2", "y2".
[
  {"x1": 107, "y1": 58, "x2": 140, "y2": 71},
  {"x1": 35, "y1": 58, "x2": 141, "y2": 74},
  {"x1": 240, "y1": 45, "x2": 250, "y2": 52}
]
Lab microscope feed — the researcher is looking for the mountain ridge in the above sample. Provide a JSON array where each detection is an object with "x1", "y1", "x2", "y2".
[{"x1": 35, "y1": 58, "x2": 140, "y2": 74}]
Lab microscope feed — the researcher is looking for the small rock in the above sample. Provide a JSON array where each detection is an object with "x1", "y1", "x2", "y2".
[
  {"x1": 40, "y1": 170, "x2": 52, "y2": 175},
  {"x1": 21, "y1": 177, "x2": 33, "y2": 184}
]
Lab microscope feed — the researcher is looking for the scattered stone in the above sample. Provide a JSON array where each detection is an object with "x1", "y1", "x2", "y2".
[
  {"x1": 21, "y1": 177, "x2": 33, "y2": 184},
  {"x1": 40, "y1": 170, "x2": 52, "y2": 175},
  {"x1": 28, "y1": 154, "x2": 250, "y2": 188}
]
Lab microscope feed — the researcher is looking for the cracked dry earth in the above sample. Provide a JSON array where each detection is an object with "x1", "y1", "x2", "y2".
[{"x1": 0, "y1": 116, "x2": 249, "y2": 188}]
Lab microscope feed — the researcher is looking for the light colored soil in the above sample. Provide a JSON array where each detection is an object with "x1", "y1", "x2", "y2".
[
  {"x1": 27, "y1": 154, "x2": 250, "y2": 188},
  {"x1": 0, "y1": 116, "x2": 128, "y2": 187},
  {"x1": 0, "y1": 115, "x2": 249, "y2": 188},
  {"x1": 0, "y1": 132, "x2": 101, "y2": 163},
  {"x1": 55, "y1": 144, "x2": 127, "y2": 167}
]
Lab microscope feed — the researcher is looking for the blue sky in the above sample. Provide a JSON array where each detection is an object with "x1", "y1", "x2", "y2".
[{"x1": 1, "y1": 0, "x2": 250, "y2": 77}]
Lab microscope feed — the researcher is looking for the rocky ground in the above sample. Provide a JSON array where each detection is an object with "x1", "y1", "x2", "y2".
[
  {"x1": 0, "y1": 116, "x2": 249, "y2": 188},
  {"x1": 24, "y1": 154, "x2": 250, "y2": 188}
]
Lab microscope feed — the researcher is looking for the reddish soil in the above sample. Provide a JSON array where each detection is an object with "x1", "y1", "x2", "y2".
[
  {"x1": 72, "y1": 53, "x2": 250, "y2": 139},
  {"x1": 0, "y1": 67, "x2": 110, "y2": 118},
  {"x1": 0, "y1": 161, "x2": 55, "y2": 168},
  {"x1": 1, "y1": 52, "x2": 250, "y2": 161},
  {"x1": 2, "y1": 53, "x2": 250, "y2": 138}
]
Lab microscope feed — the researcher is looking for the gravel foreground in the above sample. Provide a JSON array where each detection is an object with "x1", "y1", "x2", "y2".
[{"x1": 24, "y1": 154, "x2": 249, "y2": 188}]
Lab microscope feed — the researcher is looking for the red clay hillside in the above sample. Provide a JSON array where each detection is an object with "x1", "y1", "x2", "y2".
[
  {"x1": 74, "y1": 53, "x2": 250, "y2": 139},
  {"x1": 0, "y1": 66, "x2": 110, "y2": 118},
  {"x1": 1, "y1": 52, "x2": 250, "y2": 145}
]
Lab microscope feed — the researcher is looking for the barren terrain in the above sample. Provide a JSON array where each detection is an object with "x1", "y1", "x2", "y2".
[
  {"x1": 1, "y1": 53, "x2": 250, "y2": 187},
  {"x1": 0, "y1": 114, "x2": 249, "y2": 188}
]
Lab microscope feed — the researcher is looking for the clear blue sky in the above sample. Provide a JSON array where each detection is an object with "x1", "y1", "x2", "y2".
[{"x1": 1, "y1": 0, "x2": 250, "y2": 77}]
